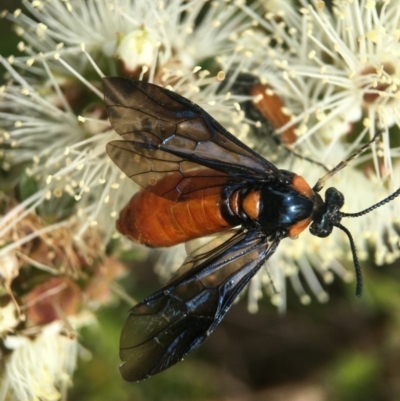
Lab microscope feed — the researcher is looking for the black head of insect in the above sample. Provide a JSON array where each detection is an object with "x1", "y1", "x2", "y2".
[{"x1": 307, "y1": 133, "x2": 400, "y2": 297}]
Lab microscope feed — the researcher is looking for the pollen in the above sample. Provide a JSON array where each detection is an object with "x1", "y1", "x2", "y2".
[
  {"x1": 317, "y1": 292, "x2": 329, "y2": 303},
  {"x1": 54, "y1": 188, "x2": 63, "y2": 198},
  {"x1": 363, "y1": 118, "x2": 371, "y2": 127},
  {"x1": 217, "y1": 71, "x2": 225, "y2": 81},
  {"x1": 36, "y1": 23, "x2": 48, "y2": 37},
  {"x1": 300, "y1": 295, "x2": 311, "y2": 305},
  {"x1": 17, "y1": 41, "x2": 25, "y2": 52}
]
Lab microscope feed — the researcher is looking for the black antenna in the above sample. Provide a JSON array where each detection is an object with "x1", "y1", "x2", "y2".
[
  {"x1": 335, "y1": 223, "x2": 363, "y2": 297},
  {"x1": 337, "y1": 185, "x2": 400, "y2": 297},
  {"x1": 342, "y1": 186, "x2": 400, "y2": 218},
  {"x1": 309, "y1": 128, "x2": 400, "y2": 298}
]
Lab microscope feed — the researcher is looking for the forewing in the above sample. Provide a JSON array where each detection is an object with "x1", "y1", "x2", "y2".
[
  {"x1": 106, "y1": 140, "x2": 230, "y2": 201},
  {"x1": 103, "y1": 77, "x2": 281, "y2": 181},
  {"x1": 179, "y1": 230, "x2": 243, "y2": 278},
  {"x1": 119, "y1": 230, "x2": 280, "y2": 381}
]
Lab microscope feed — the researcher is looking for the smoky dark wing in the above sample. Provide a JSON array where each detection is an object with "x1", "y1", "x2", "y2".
[
  {"x1": 106, "y1": 140, "x2": 231, "y2": 201},
  {"x1": 178, "y1": 230, "x2": 244, "y2": 278},
  {"x1": 119, "y1": 230, "x2": 280, "y2": 382},
  {"x1": 103, "y1": 77, "x2": 281, "y2": 181}
]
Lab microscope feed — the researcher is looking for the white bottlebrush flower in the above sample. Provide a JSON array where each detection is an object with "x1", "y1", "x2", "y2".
[
  {"x1": 224, "y1": 0, "x2": 400, "y2": 309},
  {"x1": 0, "y1": 315, "x2": 94, "y2": 401},
  {"x1": 0, "y1": 0, "x2": 260, "y2": 396},
  {"x1": 266, "y1": 142, "x2": 400, "y2": 311},
  {"x1": 0, "y1": 57, "x2": 131, "y2": 249},
  {"x1": 116, "y1": 28, "x2": 159, "y2": 72},
  {"x1": 0, "y1": 301, "x2": 19, "y2": 335},
  {"x1": 238, "y1": 0, "x2": 400, "y2": 177},
  {"x1": 1, "y1": 0, "x2": 251, "y2": 250},
  {"x1": 4, "y1": 0, "x2": 251, "y2": 78},
  {"x1": 2, "y1": 0, "x2": 399, "y2": 393},
  {"x1": 300, "y1": 0, "x2": 400, "y2": 179},
  {"x1": 1, "y1": 333, "x2": 77, "y2": 401}
]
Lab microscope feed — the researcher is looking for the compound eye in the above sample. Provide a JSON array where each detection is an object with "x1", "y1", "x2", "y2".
[
  {"x1": 309, "y1": 219, "x2": 333, "y2": 238},
  {"x1": 325, "y1": 187, "x2": 345, "y2": 208}
]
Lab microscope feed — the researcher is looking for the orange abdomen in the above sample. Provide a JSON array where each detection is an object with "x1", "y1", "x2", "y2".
[
  {"x1": 117, "y1": 190, "x2": 232, "y2": 247},
  {"x1": 250, "y1": 84, "x2": 297, "y2": 145}
]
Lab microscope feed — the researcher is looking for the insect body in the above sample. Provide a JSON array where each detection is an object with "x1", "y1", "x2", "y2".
[
  {"x1": 116, "y1": 163, "x2": 318, "y2": 247},
  {"x1": 229, "y1": 72, "x2": 298, "y2": 146},
  {"x1": 104, "y1": 77, "x2": 400, "y2": 382}
]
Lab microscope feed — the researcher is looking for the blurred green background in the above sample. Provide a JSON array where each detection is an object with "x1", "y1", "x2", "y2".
[
  {"x1": 2, "y1": 1, "x2": 400, "y2": 400},
  {"x1": 69, "y1": 261, "x2": 400, "y2": 401}
]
